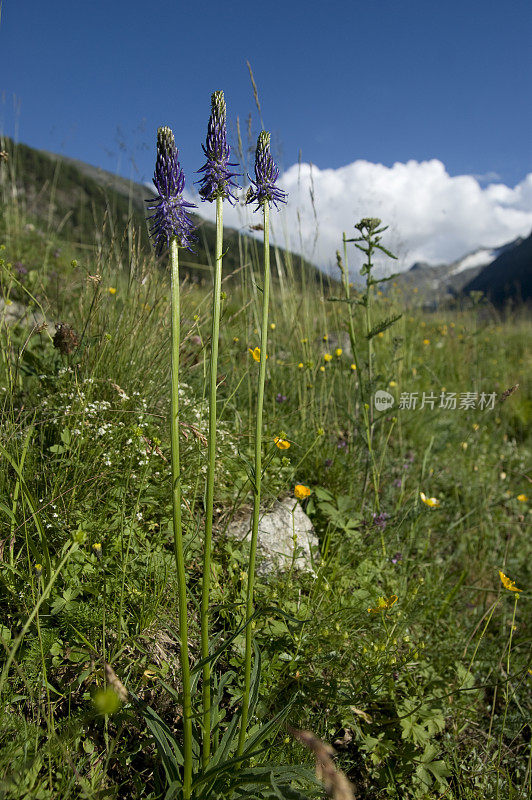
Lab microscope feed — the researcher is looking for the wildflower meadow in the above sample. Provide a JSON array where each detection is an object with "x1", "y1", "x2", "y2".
[{"x1": 0, "y1": 89, "x2": 530, "y2": 800}]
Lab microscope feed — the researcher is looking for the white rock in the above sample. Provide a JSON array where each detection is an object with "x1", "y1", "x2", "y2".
[{"x1": 227, "y1": 497, "x2": 319, "y2": 576}]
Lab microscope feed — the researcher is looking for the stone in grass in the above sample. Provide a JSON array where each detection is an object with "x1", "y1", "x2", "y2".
[{"x1": 227, "y1": 497, "x2": 319, "y2": 576}]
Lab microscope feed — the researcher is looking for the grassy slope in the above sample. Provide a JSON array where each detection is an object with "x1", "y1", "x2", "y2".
[
  {"x1": 0, "y1": 136, "x2": 324, "y2": 285},
  {"x1": 0, "y1": 154, "x2": 531, "y2": 800}
]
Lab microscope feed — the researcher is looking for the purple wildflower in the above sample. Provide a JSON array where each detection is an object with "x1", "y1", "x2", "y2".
[
  {"x1": 146, "y1": 126, "x2": 196, "y2": 255},
  {"x1": 197, "y1": 90, "x2": 240, "y2": 204},
  {"x1": 393, "y1": 478, "x2": 402, "y2": 488},
  {"x1": 246, "y1": 131, "x2": 287, "y2": 211},
  {"x1": 372, "y1": 512, "x2": 389, "y2": 530},
  {"x1": 391, "y1": 552, "x2": 402, "y2": 564},
  {"x1": 276, "y1": 393, "x2": 287, "y2": 403}
]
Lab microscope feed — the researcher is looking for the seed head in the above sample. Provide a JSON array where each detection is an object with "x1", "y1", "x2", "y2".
[
  {"x1": 146, "y1": 127, "x2": 196, "y2": 255},
  {"x1": 197, "y1": 90, "x2": 240, "y2": 203},
  {"x1": 246, "y1": 131, "x2": 287, "y2": 211}
]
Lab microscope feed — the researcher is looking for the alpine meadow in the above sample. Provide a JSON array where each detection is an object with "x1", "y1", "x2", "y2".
[{"x1": 0, "y1": 85, "x2": 531, "y2": 800}]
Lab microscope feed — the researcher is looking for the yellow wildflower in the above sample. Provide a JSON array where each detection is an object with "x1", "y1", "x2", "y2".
[
  {"x1": 499, "y1": 571, "x2": 522, "y2": 592},
  {"x1": 423, "y1": 338, "x2": 430, "y2": 345},
  {"x1": 389, "y1": 380, "x2": 397, "y2": 387},
  {"x1": 322, "y1": 334, "x2": 328, "y2": 341},
  {"x1": 473, "y1": 423, "x2": 479, "y2": 431},
  {"x1": 461, "y1": 442, "x2": 468, "y2": 450},
  {"x1": 517, "y1": 494, "x2": 528, "y2": 502},
  {"x1": 301, "y1": 337, "x2": 308, "y2": 344},
  {"x1": 420, "y1": 492, "x2": 440, "y2": 508},
  {"x1": 368, "y1": 595, "x2": 398, "y2": 613},
  {"x1": 233, "y1": 336, "x2": 239, "y2": 343},
  {"x1": 248, "y1": 347, "x2": 267, "y2": 362},
  {"x1": 294, "y1": 484, "x2": 311, "y2": 500},
  {"x1": 319, "y1": 366, "x2": 325, "y2": 372},
  {"x1": 108, "y1": 287, "x2": 117, "y2": 295},
  {"x1": 270, "y1": 322, "x2": 276, "y2": 330},
  {"x1": 324, "y1": 353, "x2": 332, "y2": 362},
  {"x1": 335, "y1": 348, "x2": 343, "y2": 357},
  {"x1": 298, "y1": 362, "x2": 304, "y2": 369},
  {"x1": 274, "y1": 436, "x2": 290, "y2": 450},
  {"x1": 350, "y1": 363, "x2": 357, "y2": 371}
]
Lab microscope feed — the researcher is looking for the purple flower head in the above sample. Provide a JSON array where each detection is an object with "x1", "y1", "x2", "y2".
[
  {"x1": 276, "y1": 393, "x2": 287, "y2": 403},
  {"x1": 372, "y1": 512, "x2": 389, "y2": 530},
  {"x1": 391, "y1": 552, "x2": 402, "y2": 564},
  {"x1": 146, "y1": 126, "x2": 197, "y2": 255},
  {"x1": 197, "y1": 90, "x2": 240, "y2": 204},
  {"x1": 246, "y1": 131, "x2": 287, "y2": 211}
]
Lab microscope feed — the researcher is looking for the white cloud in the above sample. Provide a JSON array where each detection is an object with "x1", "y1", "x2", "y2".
[{"x1": 184, "y1": 160, "x2": 532, "y2": 277}]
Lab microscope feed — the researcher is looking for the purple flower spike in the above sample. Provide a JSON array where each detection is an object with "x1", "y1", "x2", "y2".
[
  {"x1": 197, "y1": 90, "x2": 240, "y2": 204},
  {"x1": 146, "y1": 126, "x2": 197, "y2": 255},
  {"x1": 246, "y1": 131, "x2": 287, "y2": 211}
]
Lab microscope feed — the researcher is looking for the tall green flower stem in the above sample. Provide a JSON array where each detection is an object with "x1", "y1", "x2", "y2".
[
  {"x1": 345, "y1": 219, "x2": 399, "y2": 516},
  {"x1": 200, "y1": 195, "x2": 224, "y2": 767},
  {"x1": 169, "y1": 237, "x2": 193, "y2": 798},
  {"x1": 238, "y1": 201, "x2": 271, "y2": 756}
]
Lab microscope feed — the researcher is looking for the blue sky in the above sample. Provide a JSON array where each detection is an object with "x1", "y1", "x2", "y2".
[{"x1": 1, "y1": 0, "x2": 532, "y2": 269}]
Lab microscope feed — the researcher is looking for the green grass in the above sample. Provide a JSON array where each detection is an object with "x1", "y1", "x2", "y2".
[{"x1": 0, "y1": 146, "x2": 531, "y2": 800}]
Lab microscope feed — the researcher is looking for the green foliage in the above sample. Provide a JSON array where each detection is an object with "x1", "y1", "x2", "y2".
[{"x1": 0, "y1": 151, "x2": 530, "y2": 800}]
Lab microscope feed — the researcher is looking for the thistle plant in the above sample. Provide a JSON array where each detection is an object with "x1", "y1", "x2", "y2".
[
  {"x1": 238, "y1": 131, "x2": 287, "y2": 756},
  {"x1": 341, "y1": 219, "x2": 399, "y2": 526},
  {"x1": 146, "y1": 126, "x2": 196, "y2": 799},
  {"x1": 196, "y1": 90, "x2": 240, "y2": 767}
]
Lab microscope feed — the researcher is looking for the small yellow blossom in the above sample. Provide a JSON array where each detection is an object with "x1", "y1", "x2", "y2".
[
  {"x1": 517, "y1": 494, "x2": 528, "y2": 502},
  {"x1": 423, "y1": 338, "x2": 430, "y2": 345},
  {"x1": 301, "y1": 337, "x2": 308, "y2": 344},
  {"x1": 248, "y1": 347, "x2": 267, "y2": 362},
  {"x1": 322, "y1": 334, "x2": 328, "y2": 341},
  {"x1": 319, "y1": 365, "x2": 325, "y2": 372},
  {"x1": 420, "y1": 492, "x2": 440, "y2": 508},
  {"x1": 270, "y1": 323, "x2": 276, "y2": 330},
  {"x1": 350, "y1": 363, "x2": 357, "y2": 371},
  {"x1": 335, "y1": 348, "x2": 342, "y2": 357},
  {"x1": 274, "y1": 436, "x2": 290, "y2": 450},
  {"x1": 473, "y1": 423, "x2": 479, "y2": 431},
  {"x1": 317, "y1": 427, "x2": 324, "y2": 436},
  {"x1": 412, "y1": 367, "x2": 417, "y2": 376},
  {"x1": 499, "y1": 571, "x2": 522, "y2": 592},
  {"x1": 368, "y1": 595, "x2": 398, "y2": 613},
  {"x1": 324, "y1": 353, "x2": 332, "y2": 362},
  {"x1": 461, "y1": 442, "x2": 468, "y2": 450},
  {"x1": 298, "y1": 362, "x2": 304, "y2": 369},
  {"x1": 108, "y1": 287, "x2": 117, "y2": 295},
  {"x1": 233, "y1": 336, "x2": 239, "y2": 343},
  {"x1": 389, "y1": 380, "x2": 397, "y2": 387},
  {"x1": 92, "y1": 542, "x2": 102, "y2": 561},
  {"x1": 378, "y1": 332, "x2": 384, "y2": 338},
  {"x1": 413, "y1": 287, "x2": 418, "y2": 293},
  {"x1": 294, "y1": 484, "x2": 311, "y2": 500}
]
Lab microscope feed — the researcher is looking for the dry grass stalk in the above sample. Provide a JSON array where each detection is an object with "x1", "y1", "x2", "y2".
[
  {"x1": 499, "y1": 383, "x2": 519, "y2": 403},
  {"x1": 104, "y1": 662, "x2": 128, "y2": 703},
  {"x1": 290, "y1": 727, "x2": 356, "y2": 800}
]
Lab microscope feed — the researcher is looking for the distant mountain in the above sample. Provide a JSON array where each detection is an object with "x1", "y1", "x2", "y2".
[
  {"x1": 0, "y1": 137, "x2": 323, "y2": 284},
  {"x1": 462, "y1": 232, "x2": 532, "y2": 306},
  {"x1": 390, "y1": 237, "x2": 526, "y2": 306}
]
